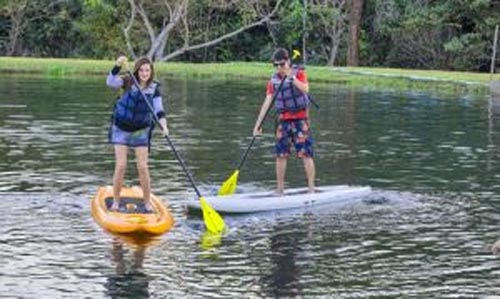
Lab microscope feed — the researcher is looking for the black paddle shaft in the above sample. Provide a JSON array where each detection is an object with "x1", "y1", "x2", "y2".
[
  {"x1": 236, "y1": 75, "x2": 287, "y2": 170},
  {"x1": 126, "y1": 69, "x2": 203, "y2": 198}
]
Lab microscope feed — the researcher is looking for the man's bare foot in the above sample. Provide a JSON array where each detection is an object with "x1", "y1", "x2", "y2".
[
  {"x1": 308, "y1": 188, "x2": 316, "y2": 194},
  {"x1": 273, "y1": 190, "x2": 284, "y2": 197}
]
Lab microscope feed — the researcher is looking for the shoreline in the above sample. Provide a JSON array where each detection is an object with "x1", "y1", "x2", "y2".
[{"x1": 1, "y1": 56, "x2": 498, "y2": 95}]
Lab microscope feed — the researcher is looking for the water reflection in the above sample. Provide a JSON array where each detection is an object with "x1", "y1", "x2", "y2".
[
  {"x1": 263, "y1": 219, "x2": 302, "y2": 298},
  {"x1": 200, "y1": 231, "x2": 223, "y2": 250},
  {"x1": 487, "y1": 95, "x2": 500, "y2": 170},
  {"x1": 105, "y1": 236, "x2": 156, "y2": 299}
]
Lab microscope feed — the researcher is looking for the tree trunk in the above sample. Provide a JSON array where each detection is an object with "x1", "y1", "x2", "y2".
[
  {"x1": 5, "y1": 0, "x2": 28, "y2": 56},
  {"x1": 302, "y1": 0, "x2": 307, "y2": 65},
  {"x1": 327, "y1": 32, "x2": 341, "y2": 66},
  {"x1": 347, "y1": 0, "x2": 363, "y2": 66}
]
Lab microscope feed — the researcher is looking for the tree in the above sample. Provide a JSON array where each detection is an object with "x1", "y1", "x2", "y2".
[
  {"x1": 1, "y1": 0, "x2": 28, "y2": 55},
  {"x1": 347, "y1": 0, "x2": 363, "y2": 66},
  {"x1": 309, "y1": 0, "x2": 347, "y2": 66},
  {"x1": 366, "y1": 0, "x2": 500, "y2": 70},
  {"x1": 77, "y1": 0, "x2": 124, "y2": 59},
  {"x1": 0, "y1": 0, "x2": 86, "y2": 57}
]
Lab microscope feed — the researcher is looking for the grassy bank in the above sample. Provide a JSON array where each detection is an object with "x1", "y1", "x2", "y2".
[{"x1": 1, "y1": 56, "x2": 499, "y2": 94}]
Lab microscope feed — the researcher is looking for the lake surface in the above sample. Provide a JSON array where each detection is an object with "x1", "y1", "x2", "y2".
[{"x1": 1, "y1": 74, "x2": 500, "y2": 298}]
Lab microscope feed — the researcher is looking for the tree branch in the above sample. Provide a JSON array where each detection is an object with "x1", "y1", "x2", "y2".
[
  {"x1": 123, "y1": 0, "x2": 138, "y2": 59},
  {"x1": 134, "y1": 1, "x2": 156, "y2": 46},
  {"x1": 151, "y1": 0, "x2": 188, "y2": 59},
  {"x1": 160, "y1": 0, "x2": 282, "y2": 61}
]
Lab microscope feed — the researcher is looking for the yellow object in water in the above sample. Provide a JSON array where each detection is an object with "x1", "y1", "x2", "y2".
[
  {"x1": 217, "y1": 170, "x2": 239, "y2": 196},
  {"x1": 91, "y1": 186, "x2": 174, "y2": 235}
]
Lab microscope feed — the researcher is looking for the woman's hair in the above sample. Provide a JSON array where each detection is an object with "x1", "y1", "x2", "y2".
[{"x1": 123, "y1": 56, "x2": 155, "y2": 89}]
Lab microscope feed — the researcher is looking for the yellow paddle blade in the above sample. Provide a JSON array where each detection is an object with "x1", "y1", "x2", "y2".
[
  {"x1": 217, "y1": 170, "x2": 239, "y2": 196},
  {"x1": 292, "y1": 49, "x2": 301, "y2": 60},
  {"x1": 200, "y1": 197, "x2": 225, "y2": 233}
]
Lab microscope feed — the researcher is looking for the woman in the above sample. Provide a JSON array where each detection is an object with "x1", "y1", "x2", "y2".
[{"x1": 106, "y1": 56, "x2": 168, "y2": 212}]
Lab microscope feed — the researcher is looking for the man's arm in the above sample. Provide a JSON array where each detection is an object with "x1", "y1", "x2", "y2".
[
  {"x1": 253, "y1": 93, "x2": 273, "y2": 136},
  {"x1": 291, "y1": 70, "x2": 309, "y2": 93}
]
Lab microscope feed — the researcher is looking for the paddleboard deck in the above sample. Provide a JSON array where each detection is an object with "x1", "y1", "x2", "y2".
[
  {"x1": 187, "y1": 185, "x2": 371, "y2": 213},
  {"x1": 103, "y1": 197, "x2": 154, "y2": 214},
  {"x1": 91, "y1": 186, "x2": 174, "y2": 235}
]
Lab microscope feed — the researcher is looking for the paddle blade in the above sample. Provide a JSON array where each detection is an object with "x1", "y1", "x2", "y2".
[
  {"x1": 292, "y1": 49, "x2": 301, "y2": 60},
  {"x1": 200, "y1": 197, "x2": 225, "y2": 233},
  {"x1": 217, "y1": 170, "x2": 239, "y2": 196}
]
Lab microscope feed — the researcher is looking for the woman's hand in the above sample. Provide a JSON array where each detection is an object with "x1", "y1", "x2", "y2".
[
  {"x1": 161, "y1": 126, "x2": 169, "y2": 136},
  {"x1": 159, "y1": 119, "x2": 169, "y2": 136},
  {"x1": 116, "y1": 56, "x2": 128, "y2": 67}
]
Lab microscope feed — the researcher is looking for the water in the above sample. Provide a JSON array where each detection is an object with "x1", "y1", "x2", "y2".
[{"x1": 1, "y1": 74, "x2": 500, "y2": 298}]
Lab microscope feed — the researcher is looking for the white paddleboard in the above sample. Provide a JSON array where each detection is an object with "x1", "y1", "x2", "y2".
[{"x1": 187, "y1": 185, "x2": 371, "y2": 213}]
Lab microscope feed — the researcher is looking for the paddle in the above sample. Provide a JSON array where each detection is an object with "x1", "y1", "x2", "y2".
[
  {"x1": 217, "y1": 75, "x2": 287, "y2": 196},
  {"x1": 124, "y1": 62, "x2": 225, "y2": 234}
]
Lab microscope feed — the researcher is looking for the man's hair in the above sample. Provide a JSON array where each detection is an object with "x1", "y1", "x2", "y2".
[{"x1": 272, "y1": 48, "x2": 289, "y2": 61}]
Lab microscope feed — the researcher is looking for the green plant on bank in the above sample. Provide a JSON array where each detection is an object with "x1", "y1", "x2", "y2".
[{"x1": 0, "y1": 57, "x2": 499, "y2": 95}]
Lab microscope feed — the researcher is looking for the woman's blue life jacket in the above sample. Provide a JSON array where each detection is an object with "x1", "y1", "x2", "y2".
[
  {"x1": 271, "y1": 65, "x2": 310, "y2": 113},
  {"x1": 113, "y1": 81, "x2": 160, "y2": 132}
]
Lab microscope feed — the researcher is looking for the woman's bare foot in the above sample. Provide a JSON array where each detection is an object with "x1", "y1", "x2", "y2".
[
  {"x1": 492, "y1": 240, "x2": 500, "y2": 255},
  {"x1": 144, "y1": 201, "x2": 154, "y2": 213},
  {"x1": 110, "y1": 200, "x2": 120, "y2": 211},
  {"x1": 308, "y1": 188, "x2": 316, "y2": 194}
]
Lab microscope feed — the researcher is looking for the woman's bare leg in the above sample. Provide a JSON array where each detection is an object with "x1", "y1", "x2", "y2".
[
  {"x1": 112, "y1": 145, "x2": 128, "y2": 211},
  {"x1": 135, "y1": 147, "x2": 152, "y2": 211}
]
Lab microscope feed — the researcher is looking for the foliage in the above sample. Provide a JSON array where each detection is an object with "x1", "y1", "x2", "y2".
[
  {"x1": 366, "y1": 0, "x2": 500, "y2": 71},
  {"x1": 0, "y1": 0, "x2": 499, "y2": 72},
  {"x1": 22, "y1": 1, "x2": 83, "y2": 57},
  {"x1": 76, "y1": 0, "x2": 123, "y2": 59}
]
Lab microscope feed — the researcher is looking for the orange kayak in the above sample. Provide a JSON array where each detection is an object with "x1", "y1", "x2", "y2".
[{"x1": 91, "y1": 186, "x2": 174, "y2": 235}]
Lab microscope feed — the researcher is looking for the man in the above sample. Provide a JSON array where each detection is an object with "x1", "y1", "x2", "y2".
[{"x1": 253, "y1": 48, "x2": 316, "y2": 195}]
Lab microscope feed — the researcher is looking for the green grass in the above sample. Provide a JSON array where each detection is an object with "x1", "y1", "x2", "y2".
[{"x1": 1, "y1": 56, "x2": 499, "y2": 94}]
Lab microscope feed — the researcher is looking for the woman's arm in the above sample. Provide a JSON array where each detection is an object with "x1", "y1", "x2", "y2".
[
  {"x1": 153, "y1": 96, "x2": 168, "y2": 135},
  {"x1": 106, "y1": 69, "x2": 124, "y2": 89},
  {"x1": 106, "y1": 56, "x2": 127, "y2": 89}
]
